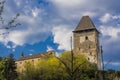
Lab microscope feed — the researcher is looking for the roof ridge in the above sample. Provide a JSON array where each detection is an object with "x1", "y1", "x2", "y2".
[{"x1": 16, "y1": 50, "x2": 55, "y2": 61}]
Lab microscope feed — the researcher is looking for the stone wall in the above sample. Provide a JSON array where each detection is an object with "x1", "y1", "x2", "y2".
[{"x1": 73, "y1": 30, "x2": 99, "y2": 63}]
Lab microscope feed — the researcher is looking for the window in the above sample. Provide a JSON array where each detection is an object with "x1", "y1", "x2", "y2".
[
  {"x1": 85, "y1": 36, "x2": 88, "y2": 40},
  {"x1": 20, "y1": 62, "x2": 22, "y2": 64},
  {"x1": 88, "y1": 45, "x2": 91, "y2": 49},
  {"x1": 88, "y1": 57, "x2": 90, "y2": 60},
  {"x1": 32, "y1": 60, "x2": 34, "y2": 62},
  {"x1": 90, "y1": 52, "x2": 92, "y2": 56}
]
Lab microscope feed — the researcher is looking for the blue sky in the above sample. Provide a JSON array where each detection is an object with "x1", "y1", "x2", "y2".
[{"x1": 0, "y1": 0, "x2": 120, "y2": 70}]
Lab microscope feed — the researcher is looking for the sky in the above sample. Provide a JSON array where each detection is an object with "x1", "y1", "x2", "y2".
[{"x1": 0, "y1": 0, "x2": 120, "y2": 70}]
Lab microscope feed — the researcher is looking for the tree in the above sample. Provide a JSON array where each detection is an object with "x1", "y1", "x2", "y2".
[
  {"x1": 18, "y1": 51, "x2": 97, "y2": 80},
  {"x1": 19, "y1": 56, "x2": 67, "y2": 80},
  {"x1": 20, "y1": 61, "x2": 35, "y2": 80},
  {"x1": 0, "y1": 0, "x2": 20, "y2": 78},
  {"x1": 103, "y1": 69, "x2": 120, "y2": 80},
  {"x1": 36, "y1": 56, "x2": 68, "y2": 80},
  {"x1": 0, "y1": 57, "x2": 6, "y2": 80},
  {"x1": 0, "y1": 0, "x2": 20, "y2": 35},
  {"x1": 57, "y1": 51, "x2": 97, "y2": 80},
  {"x1": 0, "y1": 55, "x2": 18, "y2": 80},
  {"x1": 0, "y1": 0, "x2": 5, "y2": 23},
  {"x1": 3, "y1": 54, "x2": 18, "y2": 80}
]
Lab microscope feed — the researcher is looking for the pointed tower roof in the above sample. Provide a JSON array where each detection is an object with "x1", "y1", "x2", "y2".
[{"x1": 73, "y1": 16, "x2": 98, "y2": 32}]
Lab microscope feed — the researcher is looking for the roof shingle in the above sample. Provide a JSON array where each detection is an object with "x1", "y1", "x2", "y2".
[
  {"x1": 16, "y1": 50, "x2": 55, "y2": 61},
  {"x1": 73, "y1": 16, "x2": 97, "y2": 32}
]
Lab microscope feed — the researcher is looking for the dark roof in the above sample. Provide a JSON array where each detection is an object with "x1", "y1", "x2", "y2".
[
  {"x1": 16, "y1": 50, "x2": 55, "y2": 61},
  {"x1": 73, "y1": 16, "x2": 98, "y2": 32}
]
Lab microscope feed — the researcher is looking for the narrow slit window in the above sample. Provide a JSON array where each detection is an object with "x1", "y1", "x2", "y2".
[{"x1": 85, "y1": 36, "x2": 88, "y2": 40}]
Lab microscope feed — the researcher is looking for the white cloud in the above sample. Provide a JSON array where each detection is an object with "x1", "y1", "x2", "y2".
[
  {"x1": 100, "y1": 13, "x2": 112, "y2": 23},
  {"x1": 12, "y1": 48, "x2": 15, "y2": 52},
  {"x1": 7, "y1": 30, "x2": 28, "y2": 45},
  {"x1": 48, "y1": 0, "x2": 106, "y2": 20},
  {"x1": 100, "y1": 13, "x2": 120, "y2": 23},
  {"x1": 82, "y1": 11, "x2": 97, "y2": 17},
  {"x1": 49, "y1": 0, "x2": 120, "y2": 22},
  {"x1": 99, "y1": 14, "x2": 120, "y2": 44},
  {"x1": 1, "y1": 0, "x2": 120, "y2": 58},
  {"x1": 52, "y1": 25, "x2": 72, "y2": 51},
  {"x1": 2, "y1": 0, "x2": 118, "y2": 49},
  {"x1": 0, "y1": 30, "x2": 9, "y2": 46},
  {"x1": 100, "y1": 26, "x2": 120, "y2": 41},
  {"x1": 14, "y1": 0, "x2": 21, "y2": 7},
  {"x1": 50, "y1": 0, "x2": 88, "y2": 8},
  {"x1": 46, "y1": 46, "x2": 54, "y2": 52},
  {"x1": 104, "y1": 61, "x2": 120, "y2": 70},
  {"x1": 29, "y1": 53, "x2": 32, "y2": 56},
  {"x1": 112, "y1": 15, "x2": 120, "y2": 19},
  {"x1": 104, "y1": 61, "x2": 120, "y2": 67},
  {"x1": 111, "y1": 62, "x2": 120, "y2": 66},
  {"x1": 0, "y1": 0, "x2": 51, "y2": 48},
  {"x1": 32, "y1": 8, "x2": 40, "y2": 17}
]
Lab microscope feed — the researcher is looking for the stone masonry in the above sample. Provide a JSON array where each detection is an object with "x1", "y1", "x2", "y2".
[{"x1": 73, "y1": 16, "x2": 100, "y2": 64}]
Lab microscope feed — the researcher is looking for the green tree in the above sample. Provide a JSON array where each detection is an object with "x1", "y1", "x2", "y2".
[
  {"x1": 3, "y1": 54, "x2": 18, "y2": 80},
  {"x1": 19, "y1": 61, "x2": 35, "y2": 80},
  {"x1": 0, "y1": 55, "x2": 18, "y2": 80},
  {"x1": 18, "y1": 51, "x2": 97, "y2": 80},
  {"x1": 0, "y1": 57, "x2": 6, "y2": 80},
  {"x1": 37, "y1": 56, "x2": 68, "y2": 80},
  {"x1": 57, "y1": 51, "x2": 97, "y2": 80},
  {"x1": 103, "y1": 69, "x2": 119, "y2": 80}
]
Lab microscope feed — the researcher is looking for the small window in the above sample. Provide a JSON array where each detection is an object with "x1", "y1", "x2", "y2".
[
  {"x1": 88, "y1": 58, "x2": 90, "y2": 60},
  {"x1": 85, "y1": 36, "x2": 88, "y2": 40},
  {"x1": 20, "y1": 62, "x2": 22, "y2": 64},
  {"x1": 32, "y1": 60, "x2": 34, "y2": 62},
  {"x1": 89, "y1": 52, "x2": 92, "y2": 55},
  {"x1": 88, "y1": 45, "x2": 91, "y2": 49}
]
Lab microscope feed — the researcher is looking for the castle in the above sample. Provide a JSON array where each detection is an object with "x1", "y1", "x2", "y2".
[
  {"x1": 16, "y1": 16, "x2": 101, "y2": 72},
  {"x1": 16, "y1": 50, "x2": 55, "y2": 72},
  {"x1": 73, "y1": 16, "x2": 100, "y2": 64}
]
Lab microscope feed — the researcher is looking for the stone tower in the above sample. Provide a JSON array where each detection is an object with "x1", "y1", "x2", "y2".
[{"x1": 73, "y1": 16, "x2": 100, "y2": 64}]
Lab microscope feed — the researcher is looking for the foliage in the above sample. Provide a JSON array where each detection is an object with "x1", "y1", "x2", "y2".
[
  {"x1": 19, "y1": 56, "x2": 67, "y2": 80},
  {"x1": 0, "y1": 0, "x2": 20, "y2": 79},
  {"x1": 18, "y1": 51, "x2": 97, "y2": 80},
  {"x1": 18, "y1": 55, "x2": 120, "y2": 80},
  {"x1": 4, "y1": 54, "x2": 18, "y2": 80},
  {"x1": 0, "y1": 54, "x2": 18, "y2": 80},
  {"x1": 0, "y1": 57, "x2": 6, "y2": 80},
  {"x1": 58, "y1": 51, "x2": 97, "y2": 80},
  {"x1": 103, "y1": 69, "x2": 120, "y2": 80},
  {"x1": 19, "y1": 61, "x2": 36, "y2": 80},
  {"x1": 0, "y1": 0, "x2": 20, "y2": 35}
]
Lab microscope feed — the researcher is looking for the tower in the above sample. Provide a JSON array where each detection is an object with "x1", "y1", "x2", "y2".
[{"x1": 73, "y1": 16, "x2": 100, "y2": 64}]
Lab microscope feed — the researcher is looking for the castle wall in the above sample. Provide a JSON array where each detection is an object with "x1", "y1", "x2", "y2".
[{"x1": 73, "y1": 30, "x2": 99, "y2": 64}]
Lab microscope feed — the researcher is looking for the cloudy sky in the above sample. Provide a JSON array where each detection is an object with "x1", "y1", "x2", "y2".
[{"x1": 0, "y1": 0, "x2": 120, "y2": 70}]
